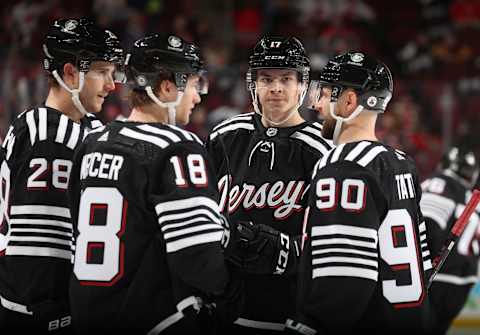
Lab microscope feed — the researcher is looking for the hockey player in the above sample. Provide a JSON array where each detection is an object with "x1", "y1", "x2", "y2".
[
  {"x1": 286, "y1": 52, "x2": 434, "y2": 334},
  {"x1": 421, "y1": 146, "x2": 480, "y2": 334},
  {"x1": 68, "y1": 33, "x2": 237, "y2": 334},
  {"x1": 206, "y1": 35, "x2": 332, "y2": 334},
  {"x1": 0, "y1": 18, "x2": 123, "y2": 333}
]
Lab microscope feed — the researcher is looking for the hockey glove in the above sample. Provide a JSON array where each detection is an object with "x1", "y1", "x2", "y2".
[{"x1": 231, "y1": 222, "x2": 300, "y2": 275}]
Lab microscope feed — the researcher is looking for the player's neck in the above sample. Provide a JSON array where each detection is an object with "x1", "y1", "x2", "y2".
[
  {"x1": 261, "y1": 109, "x2": 304, "y2": 128},
  {"x1": 128, "y1": 104, "x2": 169, "y2": 124},
  {"x1": 337, "y1": 113, "x2": 378, "y2": 144},
  {"x1": 45, "y1": 88, "x2": 84, "y2": 123}
]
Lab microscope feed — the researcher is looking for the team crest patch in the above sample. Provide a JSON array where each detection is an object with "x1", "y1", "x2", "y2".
[
  {"x1": 168, "y1": 36, "x2": 182, "y2": 48},
  {"x1": 136, "y1": 75, "x2": 147, "y2": 86},
  {"x1": 367, "y1": 96, "x2": 377, "y2": 107},
  {"x1": 350, "y1": 53, "x2": 364, "y2": 63},
  {"x1": 64, "y1": 19, "x2": 78, "y2": 31}
]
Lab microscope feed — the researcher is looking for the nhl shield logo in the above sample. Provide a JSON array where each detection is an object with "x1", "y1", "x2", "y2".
[
  {"x1": 168, "y1": 36, "x2": 182, "y2": 48},
  {"x1": 266, "y1": 128, "x2": 278, "y2": 137}
]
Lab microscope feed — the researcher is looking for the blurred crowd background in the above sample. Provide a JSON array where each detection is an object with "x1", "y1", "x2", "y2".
[{"x1": 1, "y1": 0, "x2": 480, "y2": 179}]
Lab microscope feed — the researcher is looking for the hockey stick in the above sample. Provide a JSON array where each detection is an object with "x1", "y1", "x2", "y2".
[{"x1": 427, "y1": 189, "x2": 480, "y2": 289}]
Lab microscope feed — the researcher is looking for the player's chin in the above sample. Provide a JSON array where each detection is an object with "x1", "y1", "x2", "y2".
[{"x1": 90, "y1": 103, "x2": 102, "y2": 114}]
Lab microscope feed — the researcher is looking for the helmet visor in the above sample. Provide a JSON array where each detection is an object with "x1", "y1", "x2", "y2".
[
  {"x1": 302, "y1": 80, "x2": 330, "y2": 109},
  {"x1": 175, "y1": 71, "x2": 209, "y2": 95}
]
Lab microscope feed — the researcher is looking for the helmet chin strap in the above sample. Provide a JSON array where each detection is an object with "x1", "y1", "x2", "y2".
[
  {"x1": 52, "y1": 70, "x2": 88, "y2": 116},
  {"x1": 329, "y1": 102, "x2": 364, "y2": 145},
  {"x1": 250, "y1": 82, "x2": 307, "y2": 127},
  {"x1": 146, "y1": 86, "x2": 184, "y2": 125}
]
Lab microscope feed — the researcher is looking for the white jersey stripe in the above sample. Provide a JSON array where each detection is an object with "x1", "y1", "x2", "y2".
[
  {"x1": 158, "y1": 209, "x2": 221, "y2": 226},
  {"x1": 291, "y1": 132, "x2": 330, "y2": 155},
  {"x1": 26, "y1": 110, "x2": 37, "y2": 145},
  {"x1": 38, "y1": 107, "x2": 48, "y2": 141},
  {"x1": 166, "y1": 231, "x2": 223, "y2": 253},
  {"x1": 424, "y1": 260, "x2": 432, "y2": 270},
  {"x1": 301, "y1": 126, "x2": 323, "y2": 138},
  {"x1": 433, "y1": 273, "x2": 478, "y2": 285},
  {"x1": 422, "y1": 250, "x2": 430, "y2": 258},
  {"x1": 213, "y1": 114, "x2": 254, "y2": 131},
  {"x1": 10, "y1": 228, "x2": 72, "y2": 237},
  {"x1": 189, "y1": 132, "x2": 203, "y2": 145},
  {"x1": 330, "y1": 143, "x2": 345, "y2": 163},
  {"x1": 319, "y1": 152, "x2": 330, "y2": 169},
  {"x1": 56, "y1": 114, "x2": 69, "y2": 144},
  {"x1": 419, "y1": 222, "x2": 426, "y2": 233},
  {"x1": 90, "y1": 120, "x2": 103, "y2": 129},
  {"x1": 312, "y1": 225, "x2": 378, "y2": 242},
  {"x1": 138, "y1": 125, "x2": 181, "y2": 142},
  {"x1": 10, "y1": 218, "x2": 72, "y2": 228},
  {"x1": 422, "y1": 209, "x2": 448, "y2": 230},
  {"x1": 8, "y1": 236, "x2": 71, "y2": 246},
  {"x1": 420, "y1": 193, "x2": 455, "y2": 229},
  {"x1": 155, "y1": 196, "x2": 220, "y2": 216},
  {"x1": 312, "y1": 247, "x2": 377, "y2": 258},
  {"x1": 66, "y1": 122, "x2": 81, "y2": 149},
  {"x1": 210, "y1": 123, "x2": 254, "y2": 140},
  {"x1": 162, "y1": 217, "x2": 215, "y2": 232},
  {"x1": 313, "y1": 256, "x2": 377, "y2": 268},
  {"x1": 6, "y1": 246, "x2": 71, "y2": 260},
  {"x1": 119, "y1": 128, "x2": 169, "y2": 148},
  {"x1": 164, "y1": 223, "x2": 223, "y2": 239},
  {"x1": 345, "y1": 141, "x2": 371, "y2": 162},
  {"x1": 313, "y1": 266, "x2": 377, "y2": 281},
  {"x1": 10, "y1": 205, "x2": 71, "y2": 218},
  {"x1": 168, "y1": 124, "x2": 199, "y2": 143},
  {"x1": 357, "y1": 146, "x2": 388, "y2": 167},
  {"x1": 312, "y1": 238, "x2": 377, "y2": 249}
]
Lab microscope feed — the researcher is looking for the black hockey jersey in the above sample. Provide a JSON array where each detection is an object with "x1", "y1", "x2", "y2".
[
  {"x1": 68, "y1": 121, "x2": 229, "y2": 334},
  {"x1": 294, "y1": 141, "x2": 433, "y2": 334},
  {"x1": 420, "y1": 172, "x2": 480, "y2": 333},
  {"x1": 0, "y1": 107, "x2": 102, "y2": 313},
  {"x1": 206, "y1": 112, "x2": 333, "y2": 330}
]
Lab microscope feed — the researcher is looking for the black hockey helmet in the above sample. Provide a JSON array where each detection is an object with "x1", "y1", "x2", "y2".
[
  {"x1": 246, "y1": 35, "x2": 310, "y2": 87},
  {"x1": 43, "y1": 18, "x2": 124, "y2": 74},
  {"x1": 317, "y1": 51, "x2": 393, "y2": 112},
  {"x1": 441, "y1": 147, "x2": 479, "y2": 187},
  {"x1": 125, "y1": 33, "x2": 207, "y2": 93}
]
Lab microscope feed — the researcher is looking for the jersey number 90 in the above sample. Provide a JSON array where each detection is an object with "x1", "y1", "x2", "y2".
[{"x1": 315, "y1": 177, "x2": 425, "y2": 306}]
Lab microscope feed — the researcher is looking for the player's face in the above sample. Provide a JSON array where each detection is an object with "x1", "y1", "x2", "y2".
[
  {"x1": 256, "y1": 69, "x2": 301, "y2": 122},
  {"x1": 80, "y1": 61, "x2": 117, "y2": 113},
  {"x1": 176, "y1": 75, "x2": 202, "y2": 125},
  {"x1": 315, "y1": 86, "x2": 336, "y2": 140}
]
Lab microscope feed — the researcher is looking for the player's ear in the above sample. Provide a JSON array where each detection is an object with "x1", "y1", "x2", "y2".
[
  {"x1": 344, "y1": 89, "x2": 358, "y2": 116},
  {"x1": 63, "y1": 63, "x2": 79, "y2": 88},
  {"x1": 158, "y1": 79, "x2": 177, "y2": 102}
]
